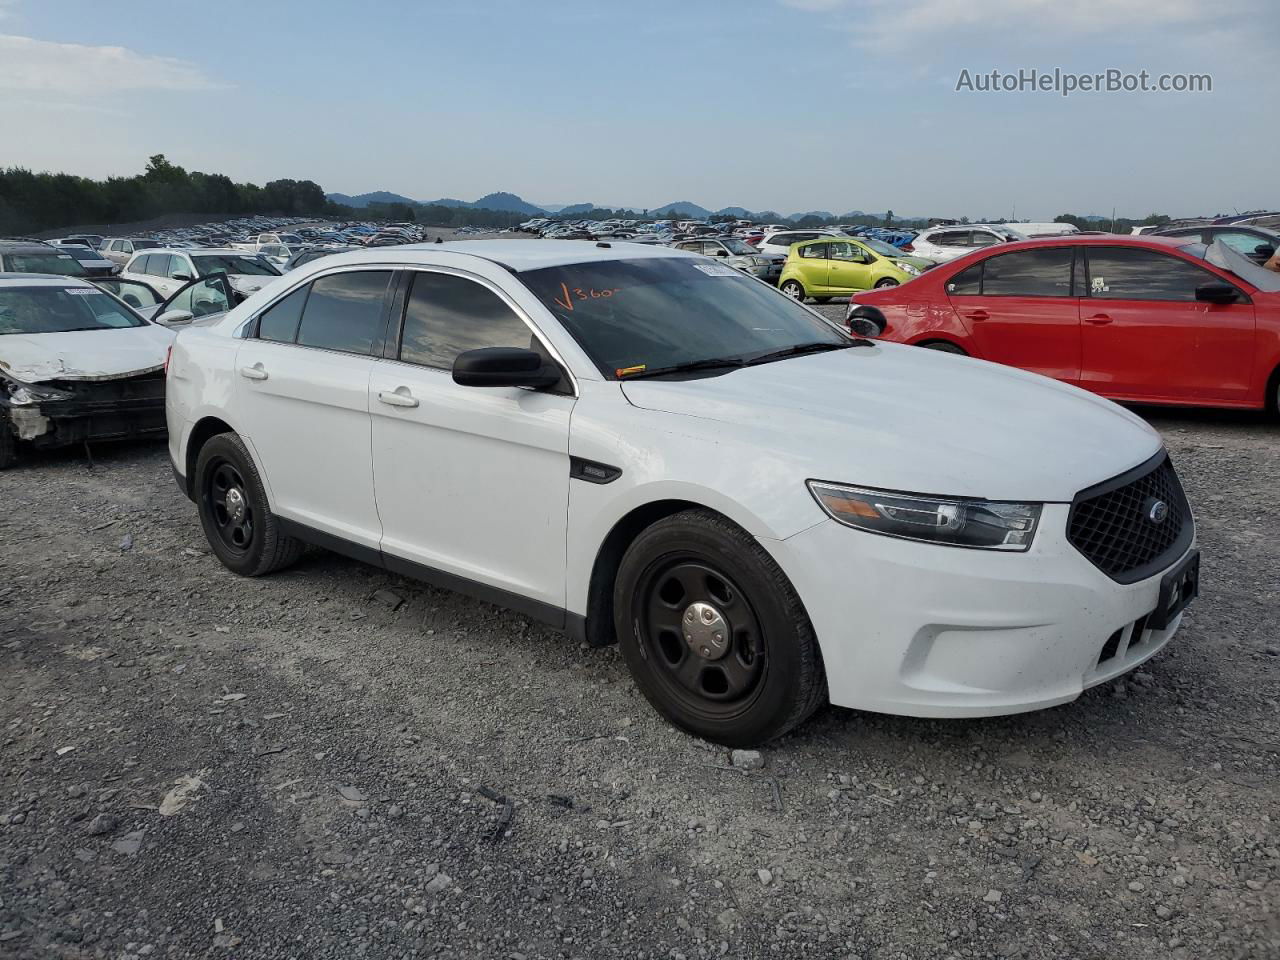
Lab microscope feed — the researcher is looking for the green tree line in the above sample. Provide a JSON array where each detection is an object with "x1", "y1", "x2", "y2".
[{"x1": 0, "y1": 155, "x2": 329, "y2": 235}]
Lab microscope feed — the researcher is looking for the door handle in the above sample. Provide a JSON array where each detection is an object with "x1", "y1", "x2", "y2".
[
  {"x1": 964, "y1": 310, "x2": 989, "y2": 321},
  {"x1": 239, "y1": 363, "x2": 268, "y2": 381},
  {"x1": 378, "y1": 387, "x2": 419, "y2": 409},
  {"x1": 1085, "y1": 314, "x2": 1113, "y2": 325}
]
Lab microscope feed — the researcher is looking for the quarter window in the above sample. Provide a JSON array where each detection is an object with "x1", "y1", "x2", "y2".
[
  {"x1": 257, "y1": 285, "x2": 308, "y2": 343},
  {"x1": 979, "y1": 248, "x2": 1074, "y2": 297},
  {"x1": 1085, "y1": 248, "x2": 1223, "y2": 301},
  {"x1": 399, "y1": 272, "x2": 532, "y2": 370},
  {"x1": 294, "y1": 271, "x2": 392, "y2": 354}
]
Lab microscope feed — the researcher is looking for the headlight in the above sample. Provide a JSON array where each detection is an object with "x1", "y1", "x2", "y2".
[
  {"x1": 893, "y1": 261, "x2": 921, "y2": 275},
  {"x1": 807, "y1": 481, "x2": 1042, "y2": 551},
  {"x1": 5, "y1": 380, "x2": 74, "y2": 406}
]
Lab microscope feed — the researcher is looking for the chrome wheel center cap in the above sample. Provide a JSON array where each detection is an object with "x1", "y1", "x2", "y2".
[
  {"x1": 225, "y1": 487, "x2": 246, "y2": 522},
  {"x1": 682, "y1": 601, "x2": 728, "y2": 660}
]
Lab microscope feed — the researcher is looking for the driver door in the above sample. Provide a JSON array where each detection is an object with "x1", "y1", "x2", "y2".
[
  {"x1": 826, "y1": 241, "x2": 874, "y2": 292},
  {"x1": 152, "y1": 274, "x2": 235, "y2": 326}
]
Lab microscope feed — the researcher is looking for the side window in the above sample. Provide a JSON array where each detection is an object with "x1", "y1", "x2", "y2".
[
  {"x1": 676, "y1": 242, "x2": 699, "y2": 252},
  {"x1": 166, "y1": 276, "x2": 232, "y2": 318},
  {"x1": 1217, "y1": 231, "x2": 1275, "y2": 259},
  {"x1": 799, "y1": 243, "x2": 828, "y2": 260},
  {"x1": 931, "y1": 231, "x2": 965, "y2": 247},
  {"x1": 968, "y1": 231, "x2": 998, "y2": 247},
  {"x1": 1086, "y1": 248, "x2": 1223, "y2": 301},
  {"x1": 828, "y1": 242, "x2": 857, "y2": 261},
  {"x1": 980, "y1": 248, "x2": 1074, "y2": 297},
  {"x1": 149, "y1": 255, "x2": 175, "y2": 277},
  {"x1": 170, "y1": 256, "x2": 193, "y2": 279},
  {"x1": 257, "y1": 285, "x2": 309, "y2": 343},
  {"x1": 129, "y1": 254, "x2": 150, "y2": 274},
  {"x1": 946, "y1": 263, "x2": 983, "y2": 296},
  {"x1": 294, "y1": 271, "x2": 392, "y2": 354},
  {"x1": 399, "y1": 272, "x2": 534, "y2": 370},
  {"x1": 121, "y1": 241, "x2": 134, "y2": 254}
]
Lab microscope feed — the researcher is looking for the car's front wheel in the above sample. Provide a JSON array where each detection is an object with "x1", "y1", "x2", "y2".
[
  {"x1": 613, "y1": 510, "x2": 827, "y2": 746},
  {"x1": 779, "y1": 279, "x2": 805, "y2": 301},
  {"x1": 195, "y1": 433, "x2": 304, "y2": 577},
  {"x1": 874, "y1": 278, "x2": 899, "y2": 288}
]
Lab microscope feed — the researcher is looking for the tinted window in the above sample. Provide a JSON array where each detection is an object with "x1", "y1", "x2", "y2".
[
  {"x1": 147, "y1": 255, "x2": 173, "y2": 277},
  {"x1": 946, "y1": 263, "x2": 983, "y2": 296},
  {"x1": 294, "y1": 271, "x2": 390, "y2": 354},
  {"x1": 799, "y1": 243, "x2": 828, "y2": 259},
  {"x1": 399, "y1": 272, "x2": 532, "y2": 369},
  {"x1": 1086, "y1": 248, "x2": 1220, "y2": 301},
  {"x1": 130, "y1": 254, "x2": 152, "y2": 274},
  {"x1": 931, "y1": 231, "x2": 966, "y2": 246},
  {"x1": 258, "y1": 285, "x2": 309, "y2": 343},
  {"x1": 980, "y1": 248, "x2": 1074, "y2": 297},
  {"x1": 968, "y1": 231, "x2": 999, "y2": 247}
]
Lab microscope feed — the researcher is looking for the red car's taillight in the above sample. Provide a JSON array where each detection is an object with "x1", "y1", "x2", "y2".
[{"x1": 900, "y1": 243, "x2": 914, "y2": 253}]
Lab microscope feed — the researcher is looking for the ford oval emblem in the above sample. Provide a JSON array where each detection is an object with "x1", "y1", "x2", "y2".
[{"x1": 1146, "y1": 499, "x2": 1170, "y2": 524}]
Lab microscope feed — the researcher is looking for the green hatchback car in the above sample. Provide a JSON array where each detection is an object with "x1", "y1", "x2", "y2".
[{"x1": 777, "y1": 237, "x2": 933, "y2": 302}]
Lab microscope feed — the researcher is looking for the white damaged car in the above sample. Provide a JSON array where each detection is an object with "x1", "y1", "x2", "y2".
[
  {"x1": 164, "y1": 241, "x2": 1199, "y2": 745},
  {"x1": 0, "y1": 275, "x2": 175, "y2": 468}
]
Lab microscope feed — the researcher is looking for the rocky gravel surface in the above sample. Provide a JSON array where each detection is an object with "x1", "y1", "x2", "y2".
[{"x1": 1, "y1": 406, "x2": 1278, "y2": 959}]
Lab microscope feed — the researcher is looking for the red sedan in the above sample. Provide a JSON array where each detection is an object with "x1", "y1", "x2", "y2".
[{"x1": 846, "y1": 235, "x2": 1280, "y2": 411}]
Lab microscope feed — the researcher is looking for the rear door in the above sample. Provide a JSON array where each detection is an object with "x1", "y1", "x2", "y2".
[
  {"x1": 1080, "y1": 246, "x2": 1256, "y2": 403},
  {"x1": 369, "y1": 269, "x2": 574, "y2": 608},
  {"x1": 233, "y1": 269, "x2": 393, "y2": 548},
  {"x1": 796, "y1": 242, "x2": 831, "y2": 292},
  {"x1": 944, "y1": 246, "x2": 1082, "y2": 383}
]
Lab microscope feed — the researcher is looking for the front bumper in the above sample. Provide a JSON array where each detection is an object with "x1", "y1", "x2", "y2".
[
  {"x1": 763, "y1": 505, "x2": 1194, "y2": 718},
  {"x1": 3, "y1": 372, "x2": 167, "y2": 450}
]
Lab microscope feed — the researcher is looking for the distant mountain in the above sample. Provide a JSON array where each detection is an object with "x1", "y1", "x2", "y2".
[
  {"x1": 327, "y1": 190, "x2": 418, "y2": 208},
  {"x1": 421, "y1": 197, "x2": 471, "y2": 209},
  {"x1": 554, "y1": 203, "x2": 597, "y2": 215},
  {"x1": 714, "y1": 206, "x2": 751, "y2": 218},
  {"x1": 472, "y1": 192, "x2": 545, "y2": 215},
  {"x1": 790, "y1": 210, "x2": 836, "y2": 221},
  {"x1": 651, "y1": 201, "x2": 711, "y2": 218}
]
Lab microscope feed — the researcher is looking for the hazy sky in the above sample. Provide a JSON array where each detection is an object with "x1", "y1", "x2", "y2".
[{"x1": 1, "y1": 0, "x2": 1275, "y2": 219}]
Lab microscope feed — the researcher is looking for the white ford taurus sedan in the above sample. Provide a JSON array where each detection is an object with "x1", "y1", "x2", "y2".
[{"x1": 165, "y1": 241, "x2": 1199, "y2": 745}]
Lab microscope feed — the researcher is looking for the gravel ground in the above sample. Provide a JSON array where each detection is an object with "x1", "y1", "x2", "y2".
[{"x1": 2, "y1": 397, "x2": 1278, "y2": 959}]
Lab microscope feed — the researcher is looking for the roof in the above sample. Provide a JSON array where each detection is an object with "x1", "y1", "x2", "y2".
[
  {"x1": 395, "y1": 239, "x2": 697, "y2": 272},
  {"x1": 0, "y1": 239, "x2": 57, "y2": 252},
  {"x1": 0, "y1": 274, "x2": 96, "y2": 288}
]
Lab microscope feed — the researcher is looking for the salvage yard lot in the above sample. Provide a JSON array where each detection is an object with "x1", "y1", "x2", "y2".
[{"x1": 1, "y1": 410, "x2": 1277, "y2": 959}]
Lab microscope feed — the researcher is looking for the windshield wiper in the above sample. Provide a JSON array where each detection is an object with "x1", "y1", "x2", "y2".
[
  {"x1": 743, "y1": 341, "x2": 858, "y2": 367},
  {"x1": 618, "y1": 356, "x2": 748, "y2": 380}
]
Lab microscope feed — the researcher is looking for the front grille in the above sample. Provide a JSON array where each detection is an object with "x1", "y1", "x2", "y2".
[{"x1": 1067, "y1": 454, "x2": 1193, "y2": 584}]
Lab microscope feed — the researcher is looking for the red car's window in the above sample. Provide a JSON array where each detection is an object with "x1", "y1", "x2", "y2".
[{"x1": 1085, "y1": 248, "x2": 1230, "y2": 301}]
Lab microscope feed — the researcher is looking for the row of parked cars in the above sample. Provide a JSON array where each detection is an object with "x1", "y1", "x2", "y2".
[{"x1": 6, "y1": 216, "x2": 1278, "y2": 743}]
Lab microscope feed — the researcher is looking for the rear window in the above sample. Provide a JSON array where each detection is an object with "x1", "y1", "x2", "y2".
[
  {"x1": 2, "y1": 253, "x2": 87, "y2": 277},
  {"x1": 193, "y1": 255, "x2": 280, "y2": 277},
  {"x1": 0, "y1": 286, "x2": 147, "y2": 334}
]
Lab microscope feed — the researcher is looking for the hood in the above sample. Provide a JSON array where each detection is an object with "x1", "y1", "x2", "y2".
[
  {"x1": 888, "y1": 254, "x2": 935, "y2": 270},
  {"x1": 227, "y1": 274, "x2": 276, "y2": 294},
  {"x1": 620, "y1": 344, "x2": 1161, "y2": 502},
  {"x1": 0, "y1": 324, "x2": 174, "y2": 383}
]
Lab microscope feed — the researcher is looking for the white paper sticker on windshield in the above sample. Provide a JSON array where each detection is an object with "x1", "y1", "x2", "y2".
[
  {"x1": 65, "y1": 288, "x2": 99, "y2": 295},
  {"x1": 693, "y1": 263, "x2": 739, "y2": 277}
]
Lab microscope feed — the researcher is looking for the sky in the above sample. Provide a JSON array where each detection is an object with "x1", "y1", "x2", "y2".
[{"x1": 0, "y1": 0, "x2": 1275, "y2": 220}]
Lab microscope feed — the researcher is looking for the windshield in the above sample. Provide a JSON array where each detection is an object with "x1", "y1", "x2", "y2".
[
  {"x1": 192, "y1": 254, "x2": 280, "y2": 277},
  {"x1": 133, "y1": 240, "x2": 161, "y2": 250},
  {"x1": 63, "y1": 247, "x2": 105, "y2": 262},
  {"x1": 520, "y1": 258, "x2": 848, "y2": 378},
  {"x1": 0, "y1": 286, "x2": 148, "y2": 335},
  {"x1": 862, "y1": 237, "x2": 904, "y2": 257},
  {"x1": 3, "y1": 253, "x2": 87, "y2": 277},
  {"x1": 1206, "y1": 238, "x2": 1280, "y2": 293}
]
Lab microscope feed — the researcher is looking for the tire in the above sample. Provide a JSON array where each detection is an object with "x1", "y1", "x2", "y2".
[
  {"x1": 0, "y1": 413, "x2": 16, "y2": 471},
  {"x1": 813, "y1": 297, "x2": 832, "y2": 304},
  {"x1": 921, "y1": 341, "x2": 966, "y2": 355},
  {"x1": 194, "y1": 433, "x2": 304, "y2": 577},
  {"x1": 613, "y1": 509, "x2": 827, "y2": 746},
  {"x1": 874, "y1": 278, "x2": 899, "y2": 289},
  {"x1": 779, "y1": 280, "x2": 805, "y2": 301}
]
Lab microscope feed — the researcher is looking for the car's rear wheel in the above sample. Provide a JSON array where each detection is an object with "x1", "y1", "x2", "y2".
[
  {"x1": 195, "y1": 433, "x2": 304, "y2": 577},
  {"x1": 813, "y1": 297, "x2": 832, "y2": 304},
  {"x1": 922, "y1": 341, "x2": 966, "y2": 355},
  {"x1": 779, "y1": 279, "x2": 805, "y2": 301},
  {"x1": 613, "y1": 510, "x2": 826, "y2": 746},
  {"x1": 874, "y1": 278, "x2": 899, "y2": 288},
  {"x1": 0, "y1": 414, "x2": 16, "y2": 471}
]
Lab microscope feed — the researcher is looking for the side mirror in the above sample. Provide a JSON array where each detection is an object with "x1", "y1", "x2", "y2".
[
  {"x1": 156, "y1": 309, "x2": 194, "y2": 325},
  {"x1": 1195, "y1": 282, "x2": 1240, "y2": 305},
  {"x1": 452, "y1": 347, "x2": 561, "y2": 389},
  {"x1": 847, "y1": 304, "x2": 887, "y2": 337},
  {"x1": 172, "y1": 273, "x2": 193, "y2": 282}
]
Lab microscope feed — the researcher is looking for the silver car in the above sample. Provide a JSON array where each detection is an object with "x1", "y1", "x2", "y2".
[{"x1": 671, "y1": 237, "x2": 785, "y2": 283}]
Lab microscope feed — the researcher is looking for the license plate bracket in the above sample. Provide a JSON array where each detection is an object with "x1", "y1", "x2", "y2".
[{"x1": 1148, "y1": 550, "x2": 1199, "y2": 630}]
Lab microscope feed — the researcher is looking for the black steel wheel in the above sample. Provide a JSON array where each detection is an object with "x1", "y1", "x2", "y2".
[
  {"x1": 194, "y1": 432, "x2": 304, "y2": 577},
  {"x1": 636, "y1": 559, "x2": 766, "y2": 713},
  {"x1": 614, "y1": 509, "x2": 827, "y2": 746}
]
